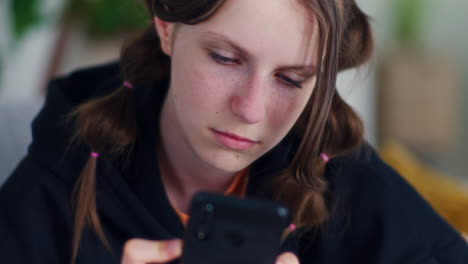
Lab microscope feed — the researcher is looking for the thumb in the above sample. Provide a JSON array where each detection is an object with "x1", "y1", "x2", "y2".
[
  {"x1": 122, "y1": 238, "x2": 182, "y2": 264},
  {"x1": 276, "y1": 251, "x2": 300, "y2": 264}
]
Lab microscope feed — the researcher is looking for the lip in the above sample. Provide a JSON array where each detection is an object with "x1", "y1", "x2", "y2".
[{"x1": 211, "y1": 129, "x2": 258, "y2": 150}]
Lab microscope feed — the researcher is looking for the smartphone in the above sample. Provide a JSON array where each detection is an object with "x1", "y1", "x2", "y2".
[{"x1": 180, "y1": 192, "x2": 290, "y2": 264}]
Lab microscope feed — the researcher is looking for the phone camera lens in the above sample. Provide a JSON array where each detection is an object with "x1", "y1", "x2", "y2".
[
  {"x1": 196, "y1": 231, "x2": 207, "y2": 240},
  {"x1": 203, "y1": 203, "x2": 214, "y2": 212},
  {"x1": 192, "y1": 202, "x2": 214, "y2": 240},
  {"x1": 277, "y1": 207, "x2": 288, "y2": 217}
]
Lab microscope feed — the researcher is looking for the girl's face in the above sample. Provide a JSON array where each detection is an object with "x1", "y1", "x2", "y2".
[{"x1": 157, "y1": 0, "x2": 320, "y2": 173}]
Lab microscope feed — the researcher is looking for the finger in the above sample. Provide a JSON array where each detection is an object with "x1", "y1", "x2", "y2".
[
  {"x1": 276, "y1": 251, "x2": 300, "y2": 264},
  {"x1": 121, "y1": 238, "x2": 182, "y2": 264}
]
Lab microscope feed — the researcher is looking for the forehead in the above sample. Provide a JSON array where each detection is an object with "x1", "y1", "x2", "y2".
[{"x1": 185, "y1": 0, "x2": 319, "y2": 64}]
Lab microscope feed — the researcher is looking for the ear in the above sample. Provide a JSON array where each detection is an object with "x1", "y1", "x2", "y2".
[{"x1": 154, "y1": 17, "x2": 175, "y2": 56}]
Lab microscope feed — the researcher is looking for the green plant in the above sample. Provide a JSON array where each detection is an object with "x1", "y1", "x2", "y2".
[
  {"x1": 11, "y1": 0, "x2": 44, "y2": 40},
  {"x1": 394, "y1": 0, "x2": 425, "y2": 46},
  {"x1": 10, "y1": 0, "x2": 149, "y2": 41},
  {"x1": 67, "y1": 0, "x2": 149, "y2": 35}
]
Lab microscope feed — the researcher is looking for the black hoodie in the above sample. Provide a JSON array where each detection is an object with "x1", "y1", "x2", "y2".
[{"x1": 1, "y1": 62, "x2": 467, "y2": 264}]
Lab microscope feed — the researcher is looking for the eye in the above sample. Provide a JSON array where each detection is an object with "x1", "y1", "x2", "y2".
[
  {"x1": 209, "y1": 51, "x2": 239, "y2": 65},
  {"x1": 276, "y1": 73, "x2": 303, "y2": 89}
]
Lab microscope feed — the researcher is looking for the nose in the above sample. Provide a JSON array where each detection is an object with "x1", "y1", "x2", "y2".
[{"x1": 230, "y1": 75, "x2": 266, "y2": 124}]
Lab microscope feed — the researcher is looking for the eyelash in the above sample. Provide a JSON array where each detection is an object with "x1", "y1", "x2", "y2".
[
  {"x1": 276, "y1": 74, "x2": 303, "y2": 89},
  {"x1": 209, "y1": 51, "x2": 303, "y2": 89},
  {"x1": 209, "y1": 52, "x2": 239, "y2": 64}
]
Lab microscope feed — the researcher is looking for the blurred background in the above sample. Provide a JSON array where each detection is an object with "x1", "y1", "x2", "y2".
[{"x1": 0, "y1": 0, "x2": 467, "y2": 233}]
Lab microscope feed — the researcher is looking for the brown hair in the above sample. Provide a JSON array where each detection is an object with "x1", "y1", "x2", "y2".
[{"x1": 67, "y1": 0, "x2": 373, "y2": 262}]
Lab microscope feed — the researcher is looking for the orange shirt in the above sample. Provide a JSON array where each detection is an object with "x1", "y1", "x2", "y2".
[{"x1": 172, "y1": 168, "x2": 249, "y2": 226}]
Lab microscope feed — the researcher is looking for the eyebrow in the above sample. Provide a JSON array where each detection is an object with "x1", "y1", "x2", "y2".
[{"x1": 201, "y1": 31, "x2": 318, "y2": 77}]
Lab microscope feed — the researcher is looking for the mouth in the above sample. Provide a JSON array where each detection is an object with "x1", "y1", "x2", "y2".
[{"x1": 211, "y1": 129, "x2": 259, "y2": 151}]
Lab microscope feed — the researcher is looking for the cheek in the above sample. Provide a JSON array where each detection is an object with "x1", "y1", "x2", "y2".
[
  {"x1": 268, "y1": 76, "x2": 317, "y2": 132},
  {"x1": 267, "y1": 90, "x2": 311, "y2": 135},
  {"x1": 175, "y1": 64, "x2": 229, "y2": 117}
]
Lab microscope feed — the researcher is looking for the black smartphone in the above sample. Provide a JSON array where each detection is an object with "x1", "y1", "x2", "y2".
[{"x1": 180, "y1": 192, "x2": 290, "y2": 264}]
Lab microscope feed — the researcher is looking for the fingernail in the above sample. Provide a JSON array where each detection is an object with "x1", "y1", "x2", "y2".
[{"x1": 165, "y1": 239, "x2": 182, "y2": 256}]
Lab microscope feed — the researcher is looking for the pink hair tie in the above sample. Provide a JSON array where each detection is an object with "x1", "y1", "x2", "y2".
[
  {"x1": 91, "y1": 152, "x2": 99, "y2": 158},
  {"x1": 320, "y1": 153, "x2": 329, "y2": 163},
  {"x1": 289, "y1": 224, "x2": 296, "y2": 231},
  {"x1": 123, "y1": 81, "x2": 134, "y2": 89}
]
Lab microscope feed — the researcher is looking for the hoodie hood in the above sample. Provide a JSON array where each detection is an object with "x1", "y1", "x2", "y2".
[{"x1": 28, "y1": 63, "x2": 125, "y2": 184}]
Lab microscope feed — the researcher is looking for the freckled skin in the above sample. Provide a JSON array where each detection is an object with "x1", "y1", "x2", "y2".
[{"x1": 157, "y1": 0, "x2": 320, "y2": 178}]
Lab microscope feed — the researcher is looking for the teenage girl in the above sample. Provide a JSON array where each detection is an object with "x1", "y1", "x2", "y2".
[{"x1": 1, "y1": 0, "x2": 467, "y2": 263}]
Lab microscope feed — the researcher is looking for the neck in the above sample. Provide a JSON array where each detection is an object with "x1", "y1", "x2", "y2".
[{"x1": 157, "y1": 99, "x2": 237, "y2": 213}]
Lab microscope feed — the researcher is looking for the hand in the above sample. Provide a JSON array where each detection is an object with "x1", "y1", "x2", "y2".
[
  {"x1": 276, "y1": 252, "x2": 300, "y2": 264},
  {"x1": 121, "y1": 238, "x2": 300, "y2": 264},
  {"x1": 121, "y1": 238, "x2": 182, "y2": 264}
]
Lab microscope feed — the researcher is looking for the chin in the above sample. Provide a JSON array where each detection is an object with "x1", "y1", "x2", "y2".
[{"x1": 201, "y1": 148, "x2": 252, "y2": 173}]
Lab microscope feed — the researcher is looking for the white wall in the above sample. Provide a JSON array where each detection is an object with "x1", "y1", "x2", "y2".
[
  {"x1": 0, "y1": 0, "x2": 12, "y2": 90},
  {"x1": 0, "y1": 0, "x2": 65, "y2": 180},
  {"x1": 0, "y1": 0, "x2": 65, "y2": 103}
]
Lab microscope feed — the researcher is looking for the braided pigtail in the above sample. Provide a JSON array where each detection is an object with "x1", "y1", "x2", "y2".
[{"x1": 68, "y1": 80, "x2": 137, "y2": 263}]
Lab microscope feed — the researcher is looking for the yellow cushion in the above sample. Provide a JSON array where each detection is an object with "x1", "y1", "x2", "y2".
[{"x1": 379, "y1": 141, "x2": 468, "y2": 235}]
